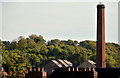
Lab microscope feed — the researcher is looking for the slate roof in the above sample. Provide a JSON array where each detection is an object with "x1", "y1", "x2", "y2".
[
  {"x1": 51, "y1": 59, "x2": 73, "y2": 67},
  {"x1": 52, "y1": 60, "x2": 63, "y2": 67},
  {"x1": 87, "y1": 60, "x2": 96, "y2": 65},
  {"x1": 77, "y1": 60, "x2": 96, "y2": 68}
]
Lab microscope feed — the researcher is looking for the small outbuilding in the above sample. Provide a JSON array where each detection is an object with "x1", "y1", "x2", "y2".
[
  {"x1": 43, "y1": 59, "x2": 73, "y2": 77},
  {"x1": 77, "y1": 60, "x2": 96, "y2": 68}
]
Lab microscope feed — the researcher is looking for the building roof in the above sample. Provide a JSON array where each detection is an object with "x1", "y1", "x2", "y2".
[
  {"x1": 63, "y1": 60, "x2": 73, "y2": 67},
  {"x1": 87, "y1": 60, "x2": 96, "y2": 65},
  {"x1": 51, "y1": 59, "x2": 73, "y2": 67},
  {"x1": 77, "y1": 60, "x2": 96, "y2": 68},
  {"x1": 58, "y1": 59, "x2": 68, "y2": 67},
  {"x1": 52, "y1": 60, "x2": 63, "y2": 67}
]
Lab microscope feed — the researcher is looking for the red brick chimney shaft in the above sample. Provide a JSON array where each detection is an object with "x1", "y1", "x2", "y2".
[{"x1": 96, "y1": 4, "x2": 106, "y2": 68}]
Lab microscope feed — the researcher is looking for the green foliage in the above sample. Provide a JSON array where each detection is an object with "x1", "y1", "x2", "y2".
[
  {"x1": 29, "y1": 34, "x2": 46, "y2": 43},
  {"x1": 18, "y1": 37, "x2": 27, "y2": 50},
  {"x1": 27, "y1": 54, "x2": 40, "y2": 67},
  {"x1": 89, "y1": 54, "x2": 96, "y2": 62},
  {"x1": 106, "y1": 54, "x2": 116, "y2": 67},
  {"x1": 8, "y1": 41, "x2": 18, "y2": 50},
  {"x1": 27, "y1": 39, "x2": 36, "y2": 48},
  {"x1": 1, "y1": 35, "x2": 120, "y2": 77},
  {"x1": 2, "y1": 50, "x2": 31, "y2": 77},
  {"x1": 79, "y1": 40, "x2": 96, "y2": 54}
]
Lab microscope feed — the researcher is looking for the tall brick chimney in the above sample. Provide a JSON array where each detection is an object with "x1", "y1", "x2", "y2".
[{"x1": 96, "y1": 4, "x2": 106, "y2": 68}]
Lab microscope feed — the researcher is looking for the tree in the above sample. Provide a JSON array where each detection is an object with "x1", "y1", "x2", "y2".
[
  {"x1": 28, "y1": 54, "x2": 41, "y2": 67},
  {"x1": 48, "y1": 39, "x2": 60, "y2": 45},
  {"x1": 1, "y1": 34, "x2": 120, "y2": 75},
  {"x1": 27, "y1": 39, "x2": 36, "y2": 48},
  {"x1": 2, "y1": 50, "x2": 31, "y2": 77},
  {"x1": 106, "y1": 54, "x2": 117, "y2": 67},
  {"x1": 67, "y1": 39, "x2": 74, "y2": 45},
  {"x1": 2, "y1": 41, "x2": 10, "y2": 48},
  {"x1": 18, "y1": 37, "x2": 27, "y2": 50},
  {"x1": 29, "y1": 34, "x2": 38, "y2": 40},
  {"x1": 8, "y1": 41, "x2": 18, "y2": 50},
  {"x1": 74, "y1": 40, "x2": 78, "y2": 45},
  {"x1": 29, "y1": 34, "x2": 46, "y2": 43}
]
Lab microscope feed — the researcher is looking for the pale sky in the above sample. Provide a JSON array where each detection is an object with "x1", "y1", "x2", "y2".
[
  {"x1": 0, "y1": 2, "x2": 118, "y2": 44},
  {"x1": 118, "y1": 1, "x2": 120, "y2": 45}
]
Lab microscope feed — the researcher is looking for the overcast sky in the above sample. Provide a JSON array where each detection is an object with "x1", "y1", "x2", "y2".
[{"x1": 0, "y1": 2, "x2": 118, "y2": 44}]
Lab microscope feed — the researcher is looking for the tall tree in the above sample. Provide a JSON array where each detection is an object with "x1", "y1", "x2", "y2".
[{"x1": 18, "y1": 37, "x2": 27, "y2": 50}]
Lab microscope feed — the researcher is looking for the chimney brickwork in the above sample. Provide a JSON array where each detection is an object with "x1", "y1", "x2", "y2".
[{"x1": 96, "y1": 4, "x2": 106, "y2": 68}]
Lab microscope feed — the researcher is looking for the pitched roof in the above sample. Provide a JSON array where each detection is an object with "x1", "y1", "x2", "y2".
[
  {"x1": 52, "y1": 59, "x2": 73, "y2": 67},
  {"x1": 77, "y1": 60, "x2": 96, "y2": 68},
  {"x1": 63, "y1": 60, "x2": 73, "y2": 67},
  {"x1": 87, "y1": 60, "x2": 96, "y2": 65},
  {"x1": 52, "y1": 60, "x2": 63, "y2": 67},
  {"x1": 58, "y1": 59, "x2": 69, "y2": 67}
]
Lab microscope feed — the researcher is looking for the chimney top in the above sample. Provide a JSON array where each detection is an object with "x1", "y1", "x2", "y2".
[{"x1": 97, "y1": 3, "x2": 105, "y2": 8}]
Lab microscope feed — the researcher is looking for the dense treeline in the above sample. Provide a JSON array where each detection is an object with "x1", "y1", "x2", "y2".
[{"x1": 0, "y1": 34, "x2": 120, "y2": 77}]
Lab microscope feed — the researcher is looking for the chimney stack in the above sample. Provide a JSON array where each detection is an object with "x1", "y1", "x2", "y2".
[{"x1": 96, "y1": 4, "x2": 106, "y2": 68}]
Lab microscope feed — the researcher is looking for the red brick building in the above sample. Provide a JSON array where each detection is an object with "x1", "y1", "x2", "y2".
[
  {"x1": 25, "y1": 67, "x2": 47, "y2": 78},
  {"x1": 43, "y1": 59, "x2": 73, "y2": 77}
]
